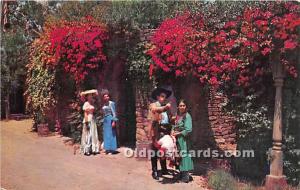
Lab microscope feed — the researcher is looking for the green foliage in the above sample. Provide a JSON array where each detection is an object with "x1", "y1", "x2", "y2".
[
  {"x1": 227, "y1": 95, "x2": 273, "y2": 139},
  {"x1": 187, "y1": 1, "x2": 269, "y2": 25},
  {"x1": 208, "y1": 170, "x2": 237, "y2": 190},
  {"x1": 284, "y1": 135, "x2": 300, "y2": 186},
  {"x1": 54, "y1": 1, "x2": 202, "y2": 37},
  {"x1": 105, "y1": 1, "x2": 265, "y2": 30},
  {"x1": 224, "y1": 62, "x2": 300, "y2": 185},
  {"x1": 98, "y1": 1, "x2": 268, "y2": 32},
  {"x1": 54, "y1": 1, "x2": 102, "y2": 21},
  {"x1": 66, "y1": 103, "x2": 83, "y2": 143},
  {"x1": 25, "y1": 52, "x2": 57, "y2": 125},
  {"x1": 126, "y1": 42, "x2": 152, "y2": 83},
  {"x1": 104, "y1": 1, "x2": 190, "y2": 30},
  {"x1": 17, "y1": 1, "x2": 46, "y2": 26},
  {"x1": 1, "y1": 1, "x2": 52, "y2": 100},
  {"x1": 8, "y1": 1, "x2": 51, "y2": 39},
  {"x1": 282, "y1": 64, "x2": 300, "y2": 186},
  {"x1": 220, "y1": 65, "x2": 274, "y2": 180},
  {"x1": 1, "y1": 29, "x2": 28, "y2": 96},
  {"x1": 225, "y1": 93, "x2": 274, "y2": 180}
]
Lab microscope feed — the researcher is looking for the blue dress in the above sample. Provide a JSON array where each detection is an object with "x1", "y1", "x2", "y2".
[{"x1": 102, "y1": 101, "x2": 118, "y2": 151}]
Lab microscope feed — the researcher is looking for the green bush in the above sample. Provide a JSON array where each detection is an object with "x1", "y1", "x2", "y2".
[
  {"x1": 126, "y1": 42, "x2": 153, "y2": 83},
  {"x1": 1, "y1": 29, "x2": 28, "y2": 118},
  {"x1": 224, "y1": 79, "x2": 300, "y2": 186},
  {"x1": 208, "y1": 170, "x2": 237, "y2": 190},
  {"x1": 225, "y1": 93, "x2": 273, "y2": 180},
  {"x1": 282, "y1": 70, "x2": 300, "y2": 186},
  {"x1": 25, "y1": 55, "x2": 57, "y2": 129},
  {"x1": 222, "y1": 64, "x2": 300, "y2": 186},
  {"x1": 66, "y1": 104, "x2": 83, "y2": 143}
]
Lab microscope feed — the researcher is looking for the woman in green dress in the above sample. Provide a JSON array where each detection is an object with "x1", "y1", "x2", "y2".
[{"x1": 172, "y1": 99, "x2": 194, "y2": 183}]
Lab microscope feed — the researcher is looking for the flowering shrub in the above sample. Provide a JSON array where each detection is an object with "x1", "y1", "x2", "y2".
[
  {"x1": 228, "y1": 2, "x2": 300, "y2": 86},
  {"x1": 48, "y1": 16, "x2": 108, "y2": 83},
  {"x1": 148, "y1": 12, "x2": 218, "y2": 85},
  {"x1": 31, "y1": 16, "x2": 108, "y2": 84},
  {"x1": 148, "y1": 12, "x2": 199, "y2": 74},
  {"x1": 25, "y1": 43, "x2": 57, "y2": 125},
  {"x1": 147, "y1": 11, "x2": 248, "y2": 86},
  {"x1": 148, "y1": 2, "x2": 300, "y2": 87},
  {"x1": 26, "y1": 16, "x2": 108, "y2": 126}
]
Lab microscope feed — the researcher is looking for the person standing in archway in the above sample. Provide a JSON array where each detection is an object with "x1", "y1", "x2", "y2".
[
  {"x1": 100, "y1": 89, "x2": 118, "y2": 155},
  {"x1": 172, "y1": 99, "x2": 194, "y2": 183}
]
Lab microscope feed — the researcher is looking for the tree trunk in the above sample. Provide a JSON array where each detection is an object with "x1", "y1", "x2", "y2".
[{"x1": 5, "y1": 93, "x2": 10, "y2": 120}]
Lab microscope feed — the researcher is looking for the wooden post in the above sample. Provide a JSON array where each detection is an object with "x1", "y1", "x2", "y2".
[{"x1": 265, "y1": 59, "x2": 287, "y2": 189}]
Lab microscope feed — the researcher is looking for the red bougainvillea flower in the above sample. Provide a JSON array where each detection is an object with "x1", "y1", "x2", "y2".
[
  {"x1": 148, "y1": 11, "x2": 243, "y2": 86},
  {"x1": 284, "y1": 39, "x2": 297, "y2": 50},
  {"x1": 233, "y1": 2, "x2": 300, "y2": 86},
  {"x1": 148, "y1": 2, "x2": 300, "y2": 88},
  {"x1": 39, "y1": 17, "x2": 109, "y2": 84}
]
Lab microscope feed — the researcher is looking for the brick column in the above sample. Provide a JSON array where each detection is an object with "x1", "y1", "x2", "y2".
[
  {"x1": 208, "y1": 88, "x2": 236, "y2": 151},
  {"x1": 135, "y1": 84, "x2": 152, "y2": 160},
  {"x1": 207, "y1": 88, "x2": 236, "y2": 170}
]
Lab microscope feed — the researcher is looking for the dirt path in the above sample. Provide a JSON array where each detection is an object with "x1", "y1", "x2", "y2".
[{"x1": 1, "y1": 120, "x2": 205, "y2": 190}]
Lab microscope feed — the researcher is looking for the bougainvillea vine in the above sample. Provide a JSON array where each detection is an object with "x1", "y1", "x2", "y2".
[
  {"x1": 148, "y1": 2, "x2": 300, "y2": 87},
  {"x1": 49, "y1": 16, "x2": 108, "y2": 83}
]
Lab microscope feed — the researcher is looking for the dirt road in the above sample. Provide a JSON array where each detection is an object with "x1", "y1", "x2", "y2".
[{"x1": 1, "y1": 120, "x2": 204, "y2": 190}]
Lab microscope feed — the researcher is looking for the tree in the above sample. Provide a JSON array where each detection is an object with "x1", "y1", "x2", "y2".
[
  {"x1": 1, "y1": 29, "x2": 28, "y2": 119},
  {"x1": 1, "y1": 0, "x2": 56, "y2": 119}
]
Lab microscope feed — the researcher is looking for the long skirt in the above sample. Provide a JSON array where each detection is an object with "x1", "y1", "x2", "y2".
[
  {"x1": 81, "y1": 119, "x2": 100, "y2": 154},
  {"x1": 103, "y1": 115, "x2": 117, "y2": 151},
  {"x1": 177, "y1": 136, "x2": 194, "y2": 171}
]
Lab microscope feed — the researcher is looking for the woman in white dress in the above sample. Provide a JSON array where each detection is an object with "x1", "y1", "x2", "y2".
[{"x1": 80, "y1": 90, "x2": 100, "y2": 156}]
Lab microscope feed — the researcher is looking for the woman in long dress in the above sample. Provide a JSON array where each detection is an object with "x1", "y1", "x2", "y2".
[
  {"x1": 101, "y1": 89, "x2": 118, "y2": 154},
  {"x1": 172, "y1": 99, "x2": 194, "y2": 183},
  {"x1": 80, "y1": 90, "x2": 100, "y2": 156}
]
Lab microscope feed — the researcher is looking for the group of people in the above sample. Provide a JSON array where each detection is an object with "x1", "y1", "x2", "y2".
[
  {"x1": 148, "y1": 87, "x2": 194, "y2": 183},
  {"x1": 80, "y1": 89, "x2": 118, "y2": 156},
  {"x1": 79, "y1": 87, "x2": 194, "y2": 183}
]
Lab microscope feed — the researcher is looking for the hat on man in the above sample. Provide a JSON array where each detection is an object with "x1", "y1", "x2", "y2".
[{"x1": 151, "y1": 87, "x2": 172, "y2": 100}]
